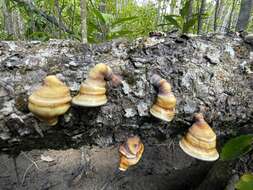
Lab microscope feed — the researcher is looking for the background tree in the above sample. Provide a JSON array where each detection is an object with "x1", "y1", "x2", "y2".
[
  {"x1": 0, "y1": 0, "x2": 252, "y2": 41},
  {"x1": 214, "y1": 0, "x2": 219, "y2": 32},
  {"x1": 236, "y1": 0, "x2": 253, "y2": 31},
  {"x1": 80, "y1": 0, "x2": 87, "y2": 43},
  {"x1": 197, "y1": 0, "x2": 206, "y2": 34},
  {"x1": 227, "y1": 0, "x2": 237, "y2": 32}
]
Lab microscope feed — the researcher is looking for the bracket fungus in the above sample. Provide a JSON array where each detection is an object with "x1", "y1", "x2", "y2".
[
  {"x1": 72, "y1": 63, "x2": 121, "y2": 107},
  {"x1": 179, "y1": 113, "x2": 219, "y2": 161},
  {"x1": 119, "y1": 135, "x2": 144, "y2": 171},
  {"x1": 149, "y1": 74, "x2": 176, "y2": 122},
  {"x1": 28, "y1": 75, "x2": 72, "y2": 126}
]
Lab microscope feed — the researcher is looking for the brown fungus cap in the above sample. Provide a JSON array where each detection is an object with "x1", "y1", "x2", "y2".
[
  {"x1": 28, "y1": 75, "x2": 71, "y2": 126},
  {"x1": 179, "y1": 113, "x2": 219, "y2": 161},
  {"x1": 72, "y1": 63, "x2": 121, "y2": 107},
  {"x1": 118, "y1": 136, "x2": 144, "y2": 171},
  {"x1": 150, "y1": 74, "x2": 176, "y2": 122}
]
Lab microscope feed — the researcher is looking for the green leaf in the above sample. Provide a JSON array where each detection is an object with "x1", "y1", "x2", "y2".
[
  {"x1": 87, "y1": 21, "x2": 101, "y2": 33},
  {"x1": 91, "y1": 7, "x2": 106, "y2": 24},
  {"x1": 182, "y1": 17, "x2": 198, "y2": 33},
  {"x1": 235, "y1": 174, "x2": 253, "y2": 190},
  {"x1": 101, "y1": 13, "x2": 114, "y2": 24},
  {"x1": 163, "y1": 15, "x2": 181, "y2": 30},
  {"x1": 180, "y1": 0, "x2": 190, "y2": 19},
  {"x1": 111, "y1": 16, "x2": 138, "y2": 28},
  {"x1": 221, "y1": 135, "x2": 253, "y2": 161},
  {"x1": 107, "y1": 30, "x2": 133, "y2": 40}
]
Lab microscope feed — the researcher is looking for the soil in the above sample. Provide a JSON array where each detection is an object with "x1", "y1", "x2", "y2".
[{"x1": 0, "y1": 144, "x2": 215, "y2": 190}]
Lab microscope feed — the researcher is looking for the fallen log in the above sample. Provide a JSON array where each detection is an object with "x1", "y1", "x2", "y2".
[
  {"x1": 0, "y1": 34, "x2": 252, "y2": 152},
  {"x1": 0, "y1": 33, "x2": 253, "y2": 189}
]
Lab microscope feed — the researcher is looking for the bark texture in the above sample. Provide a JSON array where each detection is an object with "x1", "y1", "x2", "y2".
[
  {"x1": 198, "y1": 0, "x2": 207, "y2": 34},
  {"x1": 214, "y1": 0, "x2": 219, "y2": 32},
  {"x1": 236, "y1": 0, "x2": 253, "y2": 31},
  {"x1": 80, "y1": 0, "x2": 87, "y2": 43},
  {"x1": 0, "y1": 34, "x2": 253, "y2": 155}
]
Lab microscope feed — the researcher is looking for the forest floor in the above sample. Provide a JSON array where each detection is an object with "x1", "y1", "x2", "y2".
[{"x1": 0, "y1": 144, "x2": 219, "y2": 190}]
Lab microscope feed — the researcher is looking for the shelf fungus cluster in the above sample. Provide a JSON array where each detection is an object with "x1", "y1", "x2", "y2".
[
  {"x1": 28, "y1": 75, "x2": 72, "y2": 126},
  {"x1": 150, "y1": 74, "x2": 176, "y2": 122},
  {"x1": 28, "y1": 64, "x2": 121, "y2": 126},
  {"x1": 118, "y1": 136, "x2": 144, "y2": 171},
  {"x1": 179, "y1": 113, "x2": 219, "y2": 161},
  {"x1": 72, "y1": 63, "x2": 121, "y2": 107},
  {"x1": 27, "y1": 67, "x2": 219, "y2": 169}
]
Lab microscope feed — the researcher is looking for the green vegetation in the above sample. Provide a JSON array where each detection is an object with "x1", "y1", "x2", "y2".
[
  {"x1": 221, "y1": 134, "x2": 253, "y2": 161},
  {"x1": 1, "y1": 0, "x2": 253, "y2": 42},
  {"x1": 235, "y1": 173, "x2": 253, "y2": 190},
  {"x1": 221, "y1": 134, "x2": 253, "y2": 190}
]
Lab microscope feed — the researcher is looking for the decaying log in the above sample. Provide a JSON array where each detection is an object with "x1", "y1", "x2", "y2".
[{"x1": 0, "y1": 34, "x2": 252, "y2": 154}]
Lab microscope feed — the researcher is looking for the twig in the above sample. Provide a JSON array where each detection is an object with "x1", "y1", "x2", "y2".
[
  {"x1": 21, "y1": 152, "x2": 42, "y2": 185},
  {"x1": 68, "y1": 146, "x2": 89, "y2": 186},
  {"x1": 0, "y1": 80, "x2": 15, "y2": 97},
  {"x1": 11, "y1": 0, "x2": 78, "y2": 39},
  {"x1": 13, "y1": 157, "x2": 20, "y2": 185},
  {"x1": 21, "y1": 152, "x2": 42, "y2": 171},
  {"x1": 21, "y1": 163, "x2": 34, "y2": 185},
  {"x1": 100, "y1": 169, "x2": 122, "y2": 190}
]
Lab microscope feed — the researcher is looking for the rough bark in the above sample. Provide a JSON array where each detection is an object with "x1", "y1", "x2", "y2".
[
  {"x1": 0, "y1": 34, "x2": 253, "y2": 154},
  {"x1": 54, "y1": 0, "x2": 62, "y2": 38},
  {"x1": 2, "y1": 0, "x2": 14, "y2": 35},
  {"x1": 80, "y1": 0, "x2": 88, "y2": 43},
  {"x1": 187, "y1": 0, "x2": 194, "y2": 22},
  {"x1": 214, "y1": 0, "x2": 220, "y2": 32},
  {"x1": 156, "y1": 0, "x2": 162, "y2": 26},
  {"x1": 198, "y1": 0, "x2": 206, "y2": 34},
  {"x1": 0, "y1": 33, "x2": 253, "y2": 189},
  {"x1": 236, "y1": 0, "x2": 253, "y2": 31},
  {"x1": 227, "y1": 0, "x2": 237, "y2": 33}
]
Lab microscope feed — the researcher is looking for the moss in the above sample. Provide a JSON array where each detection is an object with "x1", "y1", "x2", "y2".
[
  {"x1": 122, "y1": 70, "x2": 137, "y2": 86},
  {"x1": 15, "y1": 93, "x2": 29, "y2": 113},
  {"x1": 46, "y1": 57, "x2": 64, "y2": 74}
]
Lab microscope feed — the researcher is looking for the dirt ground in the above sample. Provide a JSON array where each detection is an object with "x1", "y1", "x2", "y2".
[{"x1": 0, "y1": 143, "x2": 215, "y2": 190}]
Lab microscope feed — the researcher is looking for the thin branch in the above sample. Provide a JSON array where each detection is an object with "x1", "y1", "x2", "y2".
[
  {"x1": 21, "y1": 152, "x2": 42, "y2": 185},
  {"x1": 11, "y1": 0, "x2": 75, "y2": 36},
  {"x1": 21, "y1": 152, "x2": 42, "y2": 171}
]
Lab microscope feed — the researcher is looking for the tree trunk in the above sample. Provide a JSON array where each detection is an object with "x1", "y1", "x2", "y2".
[
  {"x1": 170, "y1": 0, "x2": 176, "y2": 14},
  {"x1": 205, "y1": 3, "x2": 215, "y2": 33},
  {"x1": 99, "y1": 0, "x2": 106, "y2": 13},
  {"x1": 2, "y1": 0, "x2": 14, "y2": 35},
  {"x1": 197, "y1": 0, "x2": 206, "y2": 34},
  {"x1": 11, "y1": 9, "x2": 25, "y2": 39},
  {"x1": 236, "y1": 0, "x2": 253, "y2": 31},
  {"x1": 220, "y1": 4, "x2": 231, "y2": 32},
  {"x1": 227, "y1": 0, "x2": 237, "y2": 32},
  {"x1": 156, "y1": 0, "x2": 162, "y2": 28},
  {"x1": 54, "y1": 0, "x2": 62, "y2": 38},
  {"x1": 187, "y1": 0, "x2": 194, "y2": 22},
  {"x1": 80, "y1": 0, "x2": 87, "y2": 43},
  {"x1": 217, "y1": 0, "x2": 225, "y2": 32},
  {"x1": 214, "y1": 0, "x2": 220, "y2": 32}
]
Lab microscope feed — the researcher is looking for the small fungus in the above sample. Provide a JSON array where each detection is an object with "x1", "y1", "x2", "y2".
[
  {"x1": 72, "y1": 63, "x2": 121, "y2": 107},
  {"x1": 179, "y1": 113, "x2": 219, "y2": 161},
  {"x1": 28, "y1": 75, "x2": 72, "y2": 126},
  {"x1": 150, "y1": 74, "x2": 176, "y2": 122},
  {"x1": 119, "y1": 135, "x2": 144, "y2": 171}
]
